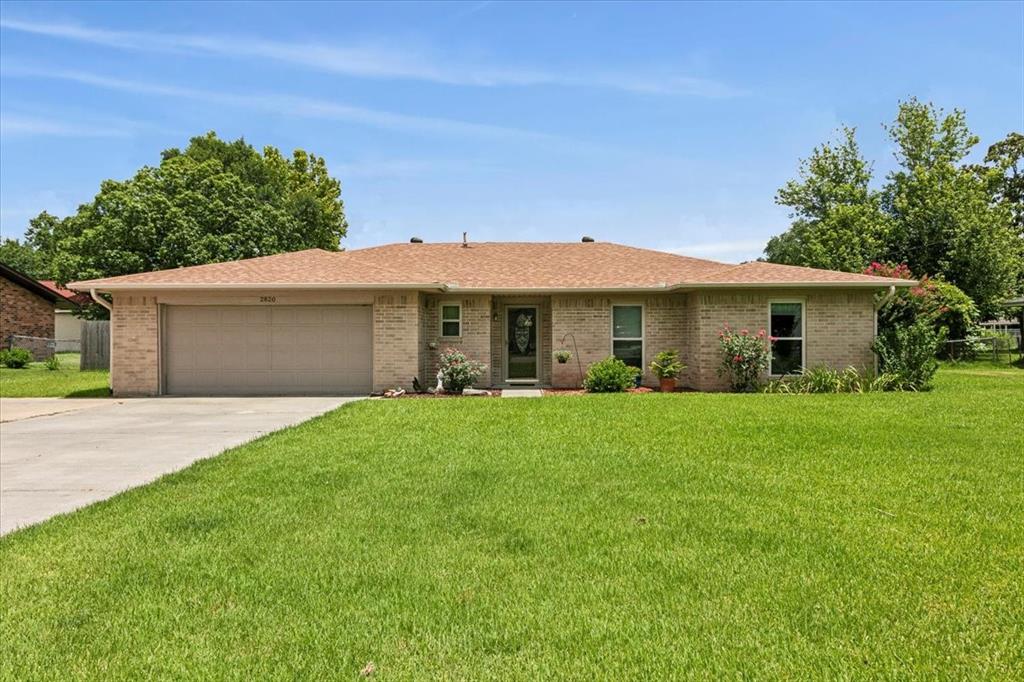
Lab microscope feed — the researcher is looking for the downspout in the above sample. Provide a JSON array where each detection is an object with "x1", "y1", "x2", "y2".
[
  {"x1": 89, "y1": 289, "x2": 113, "y2": 392},
  {"x1": 873, "y1": 285, "x2": 897, "y2": 375}
]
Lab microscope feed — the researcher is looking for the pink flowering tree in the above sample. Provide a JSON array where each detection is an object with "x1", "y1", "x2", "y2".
[{"x1": 717, "y1": 324, "x2": 773, "y2": 392}]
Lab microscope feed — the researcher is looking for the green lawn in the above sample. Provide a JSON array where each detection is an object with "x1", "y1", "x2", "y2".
[
  {"x1": 0, "y1": 353, "x2": 110, "y2": 397},
  {"x1": 2, "y1": 367, "x2": 1021, "y2": 679}
]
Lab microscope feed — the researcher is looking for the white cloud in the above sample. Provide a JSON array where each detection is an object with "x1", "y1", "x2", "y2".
[
  {"x1": 1, "y1": 65, "x2": 555, "y2": 140},
  {"x1": 0, "y1": 113, "x2": 131, "y2": 137},
  {"x1": 0, "y1": 17, "x2": 745, "y2": 97}
]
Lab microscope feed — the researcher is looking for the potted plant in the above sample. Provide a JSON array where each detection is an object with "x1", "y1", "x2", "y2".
[
  {"x1": 553, "y1": 349, "x2": 572, "y2": 364},
  {"x1": 649, "y1": 349, "x2": 684, "y2": 392}
]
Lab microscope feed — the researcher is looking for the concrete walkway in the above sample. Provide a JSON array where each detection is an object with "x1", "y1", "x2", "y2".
[
  {"x1": 0, "y1": 396, "x2": 361, "y2": 535},
  {"x1": 502, "y1": 388, "x2": 543, "y2": 398}
]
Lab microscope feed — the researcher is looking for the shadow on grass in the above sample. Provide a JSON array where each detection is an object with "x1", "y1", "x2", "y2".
[{"x1": 65, "y1": 387, "x2": 112, "y2": 398}]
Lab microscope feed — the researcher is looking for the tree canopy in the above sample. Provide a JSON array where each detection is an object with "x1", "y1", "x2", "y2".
[
  {"x1": 764, "y1": 127, "x2": 889, "y2": 272},
  {"x1": 765, "y1": 100, "x2": 1023, "y2": 319},
  {"x1": 24, "y1": 132, "x2": 347, "y2": 287}
]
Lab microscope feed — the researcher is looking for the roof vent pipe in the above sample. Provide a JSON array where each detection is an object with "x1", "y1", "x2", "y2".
[
  {"x1": 581, "y1": 236, "x2": 595, "y2": 242},
  {"x1": 410, "y1": 237, "x2": 423, "y2": 243}
]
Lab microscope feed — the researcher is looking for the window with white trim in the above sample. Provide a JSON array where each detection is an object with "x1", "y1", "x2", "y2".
[
  {"x1": 441, "y1": 304, "x2": 461, "y2": 337},
  {"x1": 770, "y1": 301, "x2": 804, "y2": 375},
  {"x1": 612, "y1": 305, "x2": 643, "y2": 368}
]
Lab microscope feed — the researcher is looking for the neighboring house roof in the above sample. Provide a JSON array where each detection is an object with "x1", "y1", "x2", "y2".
[
  {"x1": 69, "y1": 242, "x2": 917, "y2": 292},
  {"x1": 0, "y1": 262, "x2": 59, "y2": 303},
  {"x1": 38, "y1": 280, "x2": 92, "y2": 307},
  {"x1": 1004, "y1": 296, "x2": 1024, "y2": 307}
]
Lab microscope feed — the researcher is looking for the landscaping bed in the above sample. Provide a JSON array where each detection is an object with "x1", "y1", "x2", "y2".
[
  {"x1": 388, "y1": 389, "x2": 502, "y2": 398},
  {"x1": 543, "y1": 386, "x2": 655, "y2": 396}
]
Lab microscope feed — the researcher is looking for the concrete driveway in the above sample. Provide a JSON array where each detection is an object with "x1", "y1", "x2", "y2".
[{"x1": 0, "y1": 396, "x2": 362, "y2": 535}]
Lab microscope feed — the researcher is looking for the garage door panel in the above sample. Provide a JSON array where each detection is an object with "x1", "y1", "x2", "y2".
[{"x1": 165, "y1": 305, "x2": 372, "y2": 395}]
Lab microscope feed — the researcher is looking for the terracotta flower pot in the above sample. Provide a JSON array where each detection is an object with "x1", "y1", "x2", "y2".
[{"x1": 659, "y1": 377, "x2": 676, "y2": 393}]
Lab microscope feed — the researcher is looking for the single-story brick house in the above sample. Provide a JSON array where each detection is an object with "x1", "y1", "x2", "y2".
[
  {"x1": 69, "y1": 240, "x2": 914, "y2": 397},
  {"x1": 1, "y1": 262, "x2": 59, "y2": 358}
]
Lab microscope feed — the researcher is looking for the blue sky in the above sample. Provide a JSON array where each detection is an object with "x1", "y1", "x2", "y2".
[{"x1": 1, "y1": 1, "x2": 1021, "y2": 262}]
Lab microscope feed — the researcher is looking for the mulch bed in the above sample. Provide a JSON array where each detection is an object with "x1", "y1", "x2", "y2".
[
  {"x1": 542, "y1": 387, "x2": 656, "y2": 396},
  {"x1": 384, "y1": 389, "x2": 502, "y2": 399}
]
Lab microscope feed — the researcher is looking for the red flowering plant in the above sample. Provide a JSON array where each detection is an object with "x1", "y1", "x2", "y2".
[
  {"x1": 716, "y1": 324, "x2": 772, "y2": 392},
  {"x1": 865, "y1": 262, "x2": 978, "y2": 341}
]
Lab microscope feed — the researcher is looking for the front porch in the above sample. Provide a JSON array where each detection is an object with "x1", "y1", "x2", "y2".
[{"x1": 419, "y1": 293, "x2": 695, "y2": 390}]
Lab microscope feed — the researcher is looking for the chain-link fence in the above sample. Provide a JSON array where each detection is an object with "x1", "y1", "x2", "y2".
[
  {"x1": 4, "y1": 335, "x2": 80, "y2": 360},
  {"x1": 943, "y1": 334, "x2": 1021, "y2": 362}
]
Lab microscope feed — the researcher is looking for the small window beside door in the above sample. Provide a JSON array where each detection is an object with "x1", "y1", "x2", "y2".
[
  {"x1": 770, "y1": 301, "x2": 803, "y2": 375},
  {"x1": 441, "y1": 304, "x2": 461, "y2": 337},
  {"x1": 612, "y1": 305, "x2": 643, "y2": 368}
]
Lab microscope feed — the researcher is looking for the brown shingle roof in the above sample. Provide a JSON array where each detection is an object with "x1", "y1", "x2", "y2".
[{"x1": 69, "y1": 242, "x2": 916, "y2": 291}]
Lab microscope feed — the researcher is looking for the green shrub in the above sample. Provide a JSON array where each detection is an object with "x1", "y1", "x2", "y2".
[
  {"x1": 438, "y1": 348, "x2": 487, "y2": 393},
  {"x1": 872, "y1": 318, "x2": 944, "y2": 391},
  {"x1": 583, "y1": 357, "x2": 641, "y2": 393},
  {"x1": 0, "y1": 347, "x2": 33, "y2": 369},
  {"x1": 762, "y1": 367, "x2": 912, "y2": 394},
  {"x1": 763, "y1": 366, "x2": 880, "y2": 394},
  {"x1": 44, "y1": 354, "x2": 62, "y2": 371},
  {"x1": 717, "y1": 325, "x2": 771, "y2": 392},
  {"x1": 649, "y1": 349, "x2": 684, "y2": 379}
]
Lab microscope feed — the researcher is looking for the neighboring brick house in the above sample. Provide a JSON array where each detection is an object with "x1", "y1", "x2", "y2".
[
  {"x1": 1, "y1": 262, "x2": 58, "y2": 359},
  {"x1": 68, "y1": 241, "x2": 915, "y2": 397}
]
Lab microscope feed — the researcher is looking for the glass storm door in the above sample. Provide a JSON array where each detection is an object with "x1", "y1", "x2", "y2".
[{"x1": 506, "y1": 307, "x2": 538, "y2": 380}]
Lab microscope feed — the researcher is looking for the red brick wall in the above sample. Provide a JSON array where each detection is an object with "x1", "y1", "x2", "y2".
[{"x1": 1, "y1": 276, "x2": 55, "y2": 356}]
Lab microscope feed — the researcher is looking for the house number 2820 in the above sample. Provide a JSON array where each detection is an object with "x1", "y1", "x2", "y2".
[{"x1": 259, "y1": 296, "x2": 277, "y2": 303}]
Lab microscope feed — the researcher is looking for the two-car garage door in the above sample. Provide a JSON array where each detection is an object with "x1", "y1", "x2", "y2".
[{"x1": 163, "y1": 306, "x2": 372, "y2": 395}]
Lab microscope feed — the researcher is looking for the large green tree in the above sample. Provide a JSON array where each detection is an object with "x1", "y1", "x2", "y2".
[
  {"x1": 40, "y1": 132, "x2": 346, "y2": 285},
  {"x1": 0, "y1": 238, "x2": 45, "y2": 278},
  {"x1": 977, "y1": 132, "x2": 1023, "y2": 236},
  {"x1": 764, "y1": 127, "x2": 889, "y2": 272},
  {"x1": 882, "y1": 100, "x2": 1020, "y2": 318},
  {"x1": 0, "y1": 212, "x2": 65, "y2": 279},
  {"x1": 765, "y1": 101, "x2": 1022, "y2": 319}
]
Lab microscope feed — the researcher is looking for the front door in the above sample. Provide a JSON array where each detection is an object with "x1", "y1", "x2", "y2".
[{"x1": 506, "y1": 306, "x2": 538, "y2": 381}]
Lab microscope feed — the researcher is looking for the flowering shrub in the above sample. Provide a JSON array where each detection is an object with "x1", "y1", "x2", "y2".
[
  {"x1": 717, "y1": 325, "x2": 772, "y2": 392},
  {"x1": 864, "y1": 261, "x2": 914, "y2": 280},
  {"x1": 438, "y1": 348, "x2": 487, "y2": 393},
  {"x1": 583, "y1": 357, "x2": 641, "y2": 392},
  {"x1": 866, "y1": 262, "x2": 978, "y2": 341}
]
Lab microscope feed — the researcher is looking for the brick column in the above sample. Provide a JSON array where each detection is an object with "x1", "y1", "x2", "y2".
[{"x1": 111, "y1": 293, "x2": 160, "y2": 396}]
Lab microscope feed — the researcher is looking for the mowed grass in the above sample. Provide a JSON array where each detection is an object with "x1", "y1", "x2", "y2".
[
  {"x1": 1, "y1": 368, "x2": 1022, "y2": 679},
  {"x1": 0, "y1": 353, "x2": 110, "y2": 397}
]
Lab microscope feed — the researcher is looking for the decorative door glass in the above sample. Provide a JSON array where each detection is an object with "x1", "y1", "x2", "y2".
[{"x1": 506, "y1": 307, "x2": 538, "y2": 379}]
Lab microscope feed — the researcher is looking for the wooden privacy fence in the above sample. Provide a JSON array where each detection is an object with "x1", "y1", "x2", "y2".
[{"x1": 80, "y1": 321, "x2": 110, "y2": 370}]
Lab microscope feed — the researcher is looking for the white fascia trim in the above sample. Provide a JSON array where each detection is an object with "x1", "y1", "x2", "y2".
[
  {"x1": 676, "y1": 281, "x2": 917, "y2": 290},
  {"x1": 447, "y1": 281, "x2": 915, "y2": 293},
  {"x1": 71, "y1": 282, "x2": 449, "y2": 293}
]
